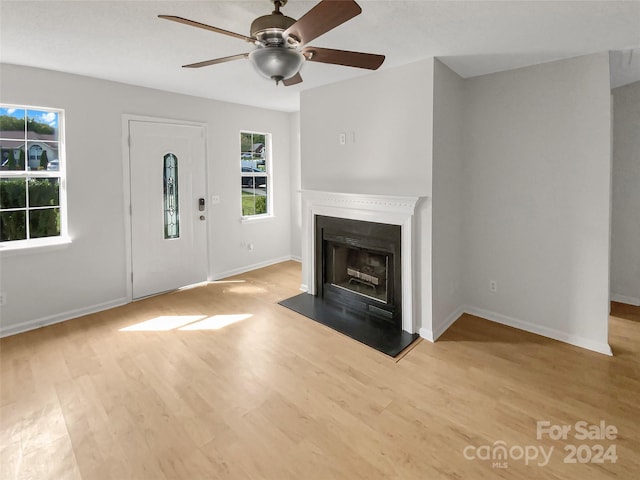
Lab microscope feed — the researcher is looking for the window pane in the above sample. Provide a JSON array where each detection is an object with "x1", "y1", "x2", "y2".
[
  {"x1": 0, "y1": 108, "x2": 26, "y2": 138},
  {"x1": 241, "y1": 178, "x2": 255, "y2": 216},
  {"x1": 26, "y1": 141, "x2": 58, "y2": 170},
  {"x1": 28, "y1": 178, "x2": 60, "y2": 207},
  {"x1": 252, "y1": 134, "x2": 266, "y2": 157},
  {"x1": 255, "y1": 182, "x2": 267, "y2": 215},
  {"x1": 27, "y1": 110, "x2": 58, "y2": 142},
  {"x1": 0, "y1": 210, "x2": 27, "y2": 241},
  {"x1": 163, "y1": 153, "x2": 179, "y2": 239},
  {"x1": 0, "y1": 178, "x2": 27, "y2": 208},
  {"x1": 240, "y1": 132, "x2": 253, "y2": 156},
  {"x1": 254, "y1": 175, "x2": 267, "y2": 189},
  {"x1": 1, "y1": 140, "x2": 26, "y2": 171},
  {"x1": 241, "y1": 178, "x2": 268, "y2": 216},
  {"x1": 29, "y1": 208, "x2": 60, "y2": 238}
]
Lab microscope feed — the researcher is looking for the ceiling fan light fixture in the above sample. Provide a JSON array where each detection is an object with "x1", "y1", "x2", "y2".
[{"x1": 249, "y1": 46, "x2": 304, "y2": 84}]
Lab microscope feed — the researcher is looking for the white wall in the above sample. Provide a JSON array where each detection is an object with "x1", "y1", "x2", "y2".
[
  {"x1": 289, "y1": 112, "x2": 302, "y2": 261},
  {"x1": 0, "y1": 64, "x2": 293, "y2": 336},
  {"x1": 431, "y1": 59, "x2": 465, "y2": 338},
  {"x1": 300, "y1": 59, "x2": 434, "y2": 196},
  {"x1": 462, "y1": 53, "x2": 613, "y2": 354},
  {"x1": 611, "y1": 81, "x2": 640, "y2": 306}
]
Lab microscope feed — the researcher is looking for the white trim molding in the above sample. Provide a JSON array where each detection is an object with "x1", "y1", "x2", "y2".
[
  {"x1": 464, "y1": 305, "x2": 613, "y2": 356},
  {"x1": 422, "y1": 305, "x2": 466, "y2": 342},
  {"x1": 0, "y1": 297, "x2": 128, "y2": 338},
  {"x1": 211, "y1": 255, "x2": 297, "y2": 281},
  {"x1": 611, "y1": 293, "x2": 640, "y2": 306},
  {"x1": 301, "y1": 190, "x2": 424, "y2": 334}
]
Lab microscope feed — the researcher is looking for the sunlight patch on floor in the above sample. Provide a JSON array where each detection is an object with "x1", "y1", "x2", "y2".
[
  {"x1": 119, "y1": 315, "x2": 207, "y2": 331},
  {"x1": 177, "y1": 282, "x2": 210, "y2": 291},
  {"x1": 177, "y1": 280, "x2": 247, "y2": 291},
  {"x1": 119, "y1": 314, "x2": 252, "y2": 332},
  {"x1": 225, "y1": 285, "x2": 267, "y2": 294},
  {"x1": 179, "y1": 314, "x2": 252, "y2": 331}
]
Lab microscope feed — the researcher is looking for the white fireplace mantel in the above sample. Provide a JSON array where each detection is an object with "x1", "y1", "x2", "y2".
[{"x1": 300, "y1": 190, "x2": 424, "y2": 333}]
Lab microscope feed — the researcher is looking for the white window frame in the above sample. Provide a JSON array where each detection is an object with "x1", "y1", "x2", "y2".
[
  {"x1": 240, "y1": 130, "x2": 272, "y2": 222},
  {"x1": 0, "y1": 103, "x2": 69, "y2": 253}
]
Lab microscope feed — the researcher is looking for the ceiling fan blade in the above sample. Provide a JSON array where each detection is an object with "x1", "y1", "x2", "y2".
[
  {"x1": 283, "y1": 0, "x2": 362, "y2": 46},
  {"x1": 302, "y1": 47, "x2": 384, "y2": 70},
  {"x1": 283, "y1": 72, "x2": 303, "y2": 86},
  {"x1": 183, "y1": 54, "x2": 249, "y2": 69},
  {"x1": 158, "y1": 15, "x2": 256, "y2": 44}
]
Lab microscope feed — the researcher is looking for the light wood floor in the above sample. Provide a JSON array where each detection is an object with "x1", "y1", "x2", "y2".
[{"x1": 1, "y1": 261, "x2": 639, "y2": 479}]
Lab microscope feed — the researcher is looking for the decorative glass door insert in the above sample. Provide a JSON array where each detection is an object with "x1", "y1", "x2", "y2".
[{"x1": 163, "y1": 153, "x2": 179, "y2": 239}]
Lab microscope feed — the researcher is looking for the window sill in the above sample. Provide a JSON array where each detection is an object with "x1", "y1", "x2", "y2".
[
  {"x1": 240, "y1": 214, "x2": 274, "y2": 224},
  {"x1": 0, "y1": 237, "x2": 72, "y2": 257}
]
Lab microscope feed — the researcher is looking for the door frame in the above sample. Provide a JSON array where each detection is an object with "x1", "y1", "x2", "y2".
[{"x1": 121, "y1": 114, "x2": 209, "y2": 302}]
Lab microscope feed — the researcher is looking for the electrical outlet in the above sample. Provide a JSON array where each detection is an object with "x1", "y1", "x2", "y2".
[
  {"x1": 490, "y1": 280, "x2": 497, "y2": 293},
  {"x1": 339, "y1": 133, "x2": 346, "y2": 145},
  {"x1": 247, "y1": 243, "x2": 254, "y2": 251}
]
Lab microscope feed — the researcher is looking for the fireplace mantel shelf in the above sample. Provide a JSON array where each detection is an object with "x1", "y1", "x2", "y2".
[{"x1": 300, "y1": 190, "x2": 420, "y2": 213}]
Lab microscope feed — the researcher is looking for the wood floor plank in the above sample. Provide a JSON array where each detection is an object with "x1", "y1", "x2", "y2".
[{"x1": 1, "y1": 261, "x2": 638, "y2": 479}]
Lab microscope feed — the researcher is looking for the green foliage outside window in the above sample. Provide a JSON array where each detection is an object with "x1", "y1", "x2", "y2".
[
  {"x1": 0, "y1": 115, "x2": 25, "y2": 132},
  {"x1": 241, "y1": 192, "x2": 267, "y2": 216},
  {"x1": 39, "y1": 150, "x2": 49, "y2": 170},
  {"x1": 27, "y1": 118, "x2": 55, "y2": 135},
  {"x1": 0, "y1": 114, "x2": 55, "y2": 135},
  {"x1": 0, "y1": 178, "x2": 60, "y2": 241}
]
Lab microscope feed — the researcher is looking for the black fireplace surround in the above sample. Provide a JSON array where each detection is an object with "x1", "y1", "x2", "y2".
[{"x1": 315, "y1": 215, "x2": 402, "y2": 327}]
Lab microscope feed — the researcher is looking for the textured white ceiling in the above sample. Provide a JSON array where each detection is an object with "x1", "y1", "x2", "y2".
[{"x1": 1, "y1": 1, "x2": 639, "y2": 111}]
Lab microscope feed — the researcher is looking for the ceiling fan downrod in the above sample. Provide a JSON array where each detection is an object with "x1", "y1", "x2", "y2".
[{"x1": 272, "y1": 0, "x2": 286, "y2": 15}]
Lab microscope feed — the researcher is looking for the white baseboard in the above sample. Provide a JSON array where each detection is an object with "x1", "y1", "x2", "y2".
[
  {"x1": 433, "y1": 306, "x2": 466, "y2": 340},
  {"x1": 611, "y1": 293, "x2": 640, "y2": 306},
  {"x1": 300, "y1": 284, "x2": 309, "y2": 292},
  {"x1": 464, "y1": 306, "x2": 613, "y2": 356},
  {"x1": 211, "y1": 256, "x2": 297, "y2": 281},
  {"x1": 419, "y1": 305, "x2": 465, "y2": 342},
  {"x1": 290, "y1": 255, "x2": 302, "y2": 263},
  {"x1": 419, "y1": 327, "x2": 435, "y2": 342},
  {"x1": 0, "y1": 297, "x2": 128, "y2": 338}
]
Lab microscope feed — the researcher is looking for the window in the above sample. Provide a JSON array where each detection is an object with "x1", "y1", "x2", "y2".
[
  {"x1": 240, "y1": 131, "x2": 271, "y2": 218},
  {"x1": 0, "y1": 105, "x2": 67, "y2": 247}
]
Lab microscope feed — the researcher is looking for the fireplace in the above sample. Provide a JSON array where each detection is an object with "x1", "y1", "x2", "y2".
[
  {"x1": 316, "y1": 215, "x2": 401, "y2": 327},
  {"x1": 279, "y1": 190, "x2": 425, "y2": 357}
]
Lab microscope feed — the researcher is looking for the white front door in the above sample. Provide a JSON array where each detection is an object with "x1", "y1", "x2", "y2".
[{"x1": 129, "y1": 120, "x2": 207, "y2": 299}]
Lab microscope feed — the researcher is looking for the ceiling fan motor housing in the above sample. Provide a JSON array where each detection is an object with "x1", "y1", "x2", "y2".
[{"x1": 250, "y1": 14, "x2": 297, "y2": 45}]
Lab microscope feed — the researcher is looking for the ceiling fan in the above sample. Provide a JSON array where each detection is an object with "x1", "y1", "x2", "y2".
[{"x1": 159, "y1": 0, "x2": 385, "y2": 86}]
